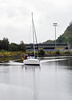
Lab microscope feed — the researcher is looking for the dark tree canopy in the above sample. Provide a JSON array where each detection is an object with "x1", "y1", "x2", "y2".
[
  {"x1": 0, "y1": 37, "x2": 26, "y2": 51},
  {"x1": 9, "y1": 43, "x2": 19, "y2": 51},
  {"x1": 2, "y1": 38, "x2": 9, "y2": 50},
  {"x1": 19, "y1": 41, "x2": 26, "y2": 51}
]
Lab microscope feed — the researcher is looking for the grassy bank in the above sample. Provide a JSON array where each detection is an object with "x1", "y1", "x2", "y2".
[
  {"x1": 0, "y1": 50, "x2": 72, "y2": 58},
  {"x1": 44, "y1": 50, "x2": 72, "y2": 56},
  {"x1": 0, "y1": 50, "x2": 25, "y2": 57}
]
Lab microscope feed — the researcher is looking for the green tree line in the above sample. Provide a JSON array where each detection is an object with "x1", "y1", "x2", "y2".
[{"x1": 0, "y1": 38, "x2": 26, "y2": 51}]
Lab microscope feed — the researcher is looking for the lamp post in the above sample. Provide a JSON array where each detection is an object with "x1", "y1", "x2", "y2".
[{"x1": 53, "y1": 23, "x2": 57, "y2": 49}]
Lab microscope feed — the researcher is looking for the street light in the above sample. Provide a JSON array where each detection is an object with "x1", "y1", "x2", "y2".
[{"x1": 53, "y1": 23, "x2": 57, "y2": 49}]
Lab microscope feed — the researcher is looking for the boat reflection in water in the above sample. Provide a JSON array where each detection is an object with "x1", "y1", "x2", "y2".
[
  {"x1": 22, "y1": 64, "x2": 40, "y2": 70},
  {"x1": 22, "y1": 64, "x2": 41, "y2": 100}
]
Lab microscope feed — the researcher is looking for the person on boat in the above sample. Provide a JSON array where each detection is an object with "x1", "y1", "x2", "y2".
[
  {"x1": 21, "y1": 57, "x2": 23, "y2": 62},
  {"x1": 24, "y1": 54, "x2": 27, "y2": 59},
  {"x1": 35, "y1": 56, "x2": 37, "y2": 59}
]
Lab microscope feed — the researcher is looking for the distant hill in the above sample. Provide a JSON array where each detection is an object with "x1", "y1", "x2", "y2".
[
  {"x1": 44, "y1": 22, "x2": 72, "y2": 45},
  {"x1": 57, "y1": 23, "x2": 72, "y2": 44},
  {"x1": 43, "y1": 40, "x2": 54, "y2": 43}
]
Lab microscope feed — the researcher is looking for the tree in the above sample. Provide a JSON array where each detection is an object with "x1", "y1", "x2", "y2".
[
  {"x1": 2, "y1": 38, "x2": 9, "y2": 50},
  {"x1": 56, "y1": 50, "x2": 60, "y2": 55},
  {"x1": 9, "y1": 43, "x2": 19, "y2": 51},
  {"x1": 56, "y1": 35, "x2": 66, "y2": 43},
  {"x1": 0, "y1": 40, "x2": 2, "y2": 50},
  {"x1": 19, "y1": 41, "x2": 26, "y2": 51},
  {"x1": 38, "y1": 49, "x2": 45, "y2": 57}
]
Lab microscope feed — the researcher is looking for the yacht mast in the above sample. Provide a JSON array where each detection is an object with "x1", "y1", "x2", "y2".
[{"x1": 32, "y1": 12, "x2": 35, "y2": 57}]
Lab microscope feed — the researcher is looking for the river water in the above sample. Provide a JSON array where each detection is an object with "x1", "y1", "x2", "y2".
[{"x1": 0, "y1": 56, "x2": 72, "y2": 100}]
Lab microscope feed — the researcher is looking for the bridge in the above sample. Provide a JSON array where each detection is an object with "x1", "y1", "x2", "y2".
[{"x1": 25, "y1": 43, "x2": 69, "y2": 51}]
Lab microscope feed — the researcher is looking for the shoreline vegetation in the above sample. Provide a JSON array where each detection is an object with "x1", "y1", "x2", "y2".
[
  {"x1": 0, "y1": 50, "x2": 72, "y2": 63},
  {"x1": 0, "y1": 50, "x2": 72, "y2": 58},
  {"x1": 0, "y1": 38, "x2": 72, "y2": 58}
]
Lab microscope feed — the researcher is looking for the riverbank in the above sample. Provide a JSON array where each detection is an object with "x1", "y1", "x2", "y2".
[
  {"x1": 44, "y1": 50, "x2": 72, "y2": 56},
  {"x1": 0, "y1": 50, "x2": 72, "y2": 63},
  {"x1": 0, "y1": 50, "x2": 25, "y2": 57},
  {"x1": 0, "y1": 50, "x2": 72, "y2": 57}
]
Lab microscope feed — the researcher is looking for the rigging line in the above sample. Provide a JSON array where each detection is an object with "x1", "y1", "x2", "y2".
[
  {"x1": 28, "y1": 21, "x2": 31, "y2": 43},
  {"x1": 33, "y1": 23, "x2": 37, "y2": 44},
  {"x1": 33, "y1": 24, "x2": 39, "y2": 52},
  {"x1": 32, "y1": 15, "x2": 38, "y2": 52}
]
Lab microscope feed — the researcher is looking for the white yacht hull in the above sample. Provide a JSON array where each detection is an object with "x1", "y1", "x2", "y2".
[{"x1": 24, "y1": 58, "x2": 40, "y2": 65}]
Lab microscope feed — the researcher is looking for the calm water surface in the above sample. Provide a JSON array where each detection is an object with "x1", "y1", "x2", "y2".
[{"x1": 0, "y1": 56, "x2": 72, "y2": 100}]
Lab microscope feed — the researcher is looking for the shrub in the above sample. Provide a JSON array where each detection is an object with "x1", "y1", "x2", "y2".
[
  {"x1": 56, "y1": 50, "x2": 60, "y2": 55},
  {"x1": 38, "y1": 49, "x2": 45, "y2": 57},
  {"x1": 64, "y1": 51, "x2": 70, "y2": 54}
]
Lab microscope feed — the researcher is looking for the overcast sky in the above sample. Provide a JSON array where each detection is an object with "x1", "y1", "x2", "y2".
[{"x1": 0, "y1": 0, "x2": 72, "y2": 44}]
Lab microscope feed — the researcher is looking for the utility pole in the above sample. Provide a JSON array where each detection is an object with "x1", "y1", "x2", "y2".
[{"x1": 53, "y1": 23, "x2": 57, "y2": 49}]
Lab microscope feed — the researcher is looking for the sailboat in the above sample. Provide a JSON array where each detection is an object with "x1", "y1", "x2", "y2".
[{"x1": 24, "y1": 12, "x2": 40, "y2": 66}]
